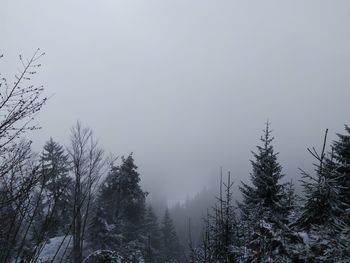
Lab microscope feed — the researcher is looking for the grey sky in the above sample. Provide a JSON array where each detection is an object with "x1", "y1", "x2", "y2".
[{"x1": 1, "y1": 0, "x2": 350, "y2": 203}]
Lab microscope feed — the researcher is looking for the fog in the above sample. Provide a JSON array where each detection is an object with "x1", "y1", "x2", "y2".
[{"x1": 1, "y1": 0, "x2": 350, "y2": 204}]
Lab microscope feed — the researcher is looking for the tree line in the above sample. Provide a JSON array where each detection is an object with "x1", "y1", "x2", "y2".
[
  {"x1": 189, "y1": 122, "x2": 350, "y2": 262},
  {"x1": 0, "y1": 52, "x2": 183, "y2": 262},
  {"x1": 1, "y1": 52, "x2": 349, "y2": 262},
  {"x1": 0, "y1": 129, "x2": 184, "y2": 262}
]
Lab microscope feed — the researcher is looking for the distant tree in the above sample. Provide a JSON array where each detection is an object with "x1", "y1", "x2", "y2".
[
  {"x1": 160, "y1": 208, "x2": 182, "y2": 262},
  {"x1": 170, "y1": 186, "x2": 215, "y2": 254},
  {"x1": 144, "y1": 206, "x2": 162, "y2": 263}
]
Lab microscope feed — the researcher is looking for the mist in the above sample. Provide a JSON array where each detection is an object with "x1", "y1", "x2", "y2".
[
  {"x1": 2, "y1": 1, "x2": 349, "y2": 205},
  {"x1": 2, "y1": 1, "x2": 350, "y2": 262}
]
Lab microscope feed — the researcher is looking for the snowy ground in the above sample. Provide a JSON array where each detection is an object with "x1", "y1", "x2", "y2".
[{"x1": 36, "y1": 235, "x2": 73, "y2": 262}]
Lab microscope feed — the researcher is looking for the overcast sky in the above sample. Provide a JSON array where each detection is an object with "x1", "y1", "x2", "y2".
[{"x1": 1, "y1": 0, "x2": 350, "y2": 203}]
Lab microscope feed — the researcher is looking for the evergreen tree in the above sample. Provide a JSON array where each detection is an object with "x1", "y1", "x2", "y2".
[
  {"x1": 160, "y1": 208, "x2": 182, "y2": 262},
  {"x1": 169, "y1": 186, "x2": 216, "y2": 256},
  {"x1": 297, "y1": 129, "x2": 346, "y2": 228},
  {"x1": 239, "y1": 122, "x2": 285, "y2": 219},
  {"x1": 296, "y1": 127, "x2": 350, "y2": 261},
  {"x1": 331, "y1": 125, "x2": 350, "y2": 259},
  {"x1": 144, "y1": 206, "x2": 162, "y2": 263},
  {"x1": 39, "y1": 138, "x2": 72, "y2": 237},
  {"x1": 332, "y1": 125, "x2": 350, "y2": 223},
  {"x1": 189, "y1": 184, "x2": 239, "y2": 263},
  {"x1": 0, "y1": 187, "x2": 18, "y2": 259},
  {"x1": 116, "y1": 154, "x2": 147, "y2": 243},
  {"x1": 89, "y1": 190, "x2": 116, "y2": 251},
  {"x1": 89, "y1": 154, "x2": 147, "y2": 256},
  {"x1": 238, "y1": 122, "x2": 292, "y2": 261},
  {"x1": 89, "y1": 164, "x2": 123, "y2": 252}
]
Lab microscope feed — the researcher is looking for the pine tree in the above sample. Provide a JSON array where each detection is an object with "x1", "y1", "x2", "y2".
[
  {"x1": 331, "y1": 125, "x2": 350, "y2": 259},
  {"x1": 89, "y1": 154, "x2": 147, "y2": 256},
  {"x1": 89, "y1": 190, "x2": 116, "y2": 251},
  {"x1": 144, "y1": 206, "x2": 162, "y2": 263},
  {"x1": 116, "y1": 154, "x2": 147, "y2": 244},
  {"x1": 239, "y1": 122, "x2": 285, "y2": 220},
  {"x1": 332, "y1": 125, "x2": 350, "y2": 222},
  {"x1": 297, "y1": 129, "x2": 344, "y2": 228},
  {"x1": 238, "y1": 122, "x2": 292, "y2": 261},
  {"x1": 89, "y1": 165, "x2": 122, "y2": 252},
  {"x1": 293, "y1": 129, "x2": 350, "y2": 261},
  {"x1": 0, "y1": 188, "x2": 18, "y2": 259},
  {"x1": 161, "y1": 208, "x2": 182, "y2": 262},
  {"x1": 207, "y1": 172, "x2": 237, "y2": 262},
  {"x1": 39, "y1": 138, "x2": 72, "y2": 237}
]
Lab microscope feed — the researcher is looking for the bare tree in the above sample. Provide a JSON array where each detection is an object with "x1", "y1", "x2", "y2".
[
  {"x1": 0, "y1": 49, "x2": 46, "y2": 154},
  {"x1": 0, "y1": 50, "x2": 47, "y2": 262},
  {"x1": 68, "y1": 121, "x2": 105, "y2": 263},
  {"x1": 0, "y1": 49, "x2": 46, "y2": 201}
]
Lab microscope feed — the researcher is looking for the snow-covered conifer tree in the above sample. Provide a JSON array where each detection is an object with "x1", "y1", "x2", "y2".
[
  {"x1": 238, "y1": 122, "x2": 293, "y2": 261},
  {"x1": 89, "y1": 154, "x2": 147, "y2": 258},
  {"x1": 239, "y1": 122, "x2": 285, "y2": 220}
]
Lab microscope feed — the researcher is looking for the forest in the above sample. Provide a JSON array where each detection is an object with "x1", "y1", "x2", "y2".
[{"x1": 0, "y1": 50, "x2": 349, "y2": 263}]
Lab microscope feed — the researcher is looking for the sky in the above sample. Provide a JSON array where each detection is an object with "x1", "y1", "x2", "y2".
[{"x1": 1, "y1": 0, "x2": 350, "y2": 204}]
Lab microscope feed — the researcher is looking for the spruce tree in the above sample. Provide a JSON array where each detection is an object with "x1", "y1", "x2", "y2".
[
  {"x1": 239, "y1": 122, "x2": 285, "y2": 219},
  {"x1": 144, "y1": 206, "x2": 162, "y2": 263},
  {"x1": 117, "y1": 154, "x2": 147, "y2": 243},
  {"x1": 39, "y1": 138, "x2": 72, "y2": 237},
  {"x1": 331, "y1": 125, "x2": 350, "y2": 259},
  {"x1": 161, "y1": 208, "x2": 182, "y2": 262},
  {"x1": 238, "y1": 122, "x2": 292, "y2": 261},
  {"x1": 89, "y1": 164, "x2": 123, "y2": 252},
  {"x1": 332, "y1": 125, "x2": 350, "y2": 222},
  {"x1": 89, "y1": 154, "x2": 147, "y2": 256},
  {"x1": 295, "y1": 129, "x2": 350, "y2": 261},
  {"x1": 297, "y1": 129, "x2": 345, "y2": 228},
  {"x1": 89, "y1": 191, "x2": 116, "y2": 251}
]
